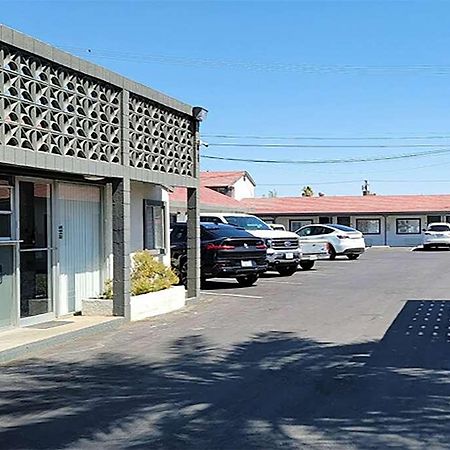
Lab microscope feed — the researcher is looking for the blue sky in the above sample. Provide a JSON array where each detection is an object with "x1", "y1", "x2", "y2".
[{"x1": 3, "y1": 0, "x2": 450, "y2": 196}]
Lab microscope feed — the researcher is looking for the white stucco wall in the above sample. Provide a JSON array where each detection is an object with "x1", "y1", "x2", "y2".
[
  {"x1": 104, "y1": 181, "x2": 171, "y2": 281},
  {"x1": 232, "y1": 176, "x2": 255, "y2": 200}
]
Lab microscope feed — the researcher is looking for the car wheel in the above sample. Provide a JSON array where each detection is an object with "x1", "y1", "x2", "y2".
[
  {"x1": 299, "y1": 260, "x2": 315, "y2": 270},
  {"x1": 236, "y1": 274, "x2": 259, "y2": 287},
  {"x1": 347, "y1": 254, "x2": 360, "y2": 260},
  {"x1": 277, "y1": 265, "x2": 298, "y2": 276},
  {"x1": 329, "y1": 245, "x2": 337, "y2": 260},
  {"x1": 174, "y1": 259, "x2": 187, "y2": 286}
]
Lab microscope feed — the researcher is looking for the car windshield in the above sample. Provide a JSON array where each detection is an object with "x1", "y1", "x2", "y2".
[
  {"x1": 224, "y1": 215, "x2": 271, "y2": 231},
  {"x1": 329, "y1": 224, "x2": 358, "y2": 232},
  {"x1": 428, "y1": 224, "x2": 450, "y2": 232}
]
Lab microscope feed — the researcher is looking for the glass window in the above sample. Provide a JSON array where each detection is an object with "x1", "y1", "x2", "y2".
[
  {"x1": 170, "y1": 225, "x2": 186, "y2": 243},
  {"x1": 290, "y1": 219, "x2": 313, "y2": 231},
  {"x1": 20, "y1": 250, "x2": 50, "y2": 317},
  {"x1": 20, "y1": 182, "x2": 50, "y2": 249},
  {"x1": 201, "y1": 216, "x2": 222, "y2": 224},
  {"x1": 329, "y1": 224, "x2": 357, "y2": 232},
  {"x1": 0, "y1": 186, "x2": 11, "y2": 212},
  {"x1": 396, "y1": 218, "x2": 421, "y2": 235},
  {"x1": 427, "y1": 215, "x2": 441, "y2": 225},
  {"x1": 319, "y1": 216, "x2": 332, "y2": 224},
  {"x1": 428, "y1": 224, "x2": 450, "y2": 232},
  {"x1": 0, "y1": 215, "x2": 11, "y2": 238},
  {"x1": 144, "y1": 200, "x2": 166, "y2": 251},
  {"x1": 224, "y1": 215, "x2": 271, "y2": 231},
  {"x1": 356, "y1": 219, "x2": 381, "y2": 235},
  {"x1": 337, "y1": 216, "x2": 351, "y2": 227},
  {"x1": 297, "y1": 226, "x2": 314, "y2": 237}
]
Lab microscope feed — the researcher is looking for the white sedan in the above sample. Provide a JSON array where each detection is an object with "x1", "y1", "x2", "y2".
[
  {"x1": 295, "y1": 224, "x2": 366, "y2": 260},
  {"x1": 423, "y1": 222, "x2": 450, "y2": 249}
]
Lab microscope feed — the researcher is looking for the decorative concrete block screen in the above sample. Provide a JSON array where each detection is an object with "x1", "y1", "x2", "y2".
[
  {"x1": 129, "y1": 94, "x2": 194, "y2": 177},
  {"x1": 0, "y1": 40, "x2": 196, "y2": 179},
  {"x1": 1, "y1": 44, "x2": 122, "y2": 163}
]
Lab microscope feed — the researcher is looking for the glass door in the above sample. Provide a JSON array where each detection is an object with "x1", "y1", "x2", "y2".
[{"x1": 19, "y1": 181, "x2": 53, "y2": 321}]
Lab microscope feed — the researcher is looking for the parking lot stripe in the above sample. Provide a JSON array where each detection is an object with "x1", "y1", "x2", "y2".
[{"x1": 201, "y1": 291, "x2": 264, "y2": 299}]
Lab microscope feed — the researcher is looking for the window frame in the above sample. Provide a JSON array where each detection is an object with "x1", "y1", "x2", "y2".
[
  {"x1": 336, "y1": 216, "x2": 351, "y2": 227},
  {"x1": 355, "y1": 218, "x2": 381, "y2": 235},
  {"x1": 396, "y1": 218, "x2": 422, "y2": 235},
  {"x1": 290, "y1": 219, "x2": 313, "y2": 232},
  {"x1": 427, "y1": 215, "x2": 442, "y2": 225},
  {"x1": 143, "y1": 199, "x2": 166, "y2": 254},
  {"x1": 0, "y1": 178, "x2": 14, "y2": 241}
]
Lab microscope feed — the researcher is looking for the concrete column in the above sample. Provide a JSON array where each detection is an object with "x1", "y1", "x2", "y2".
[
  {"x1": 186, "y1": 186, "x2": 200, "y2": 299},
  {"x1": 112, "y1": 177, "x2": 131, "y2": 318},
  {"x1": 120, "y1": 90, "x2": 130, "y2": 166}
]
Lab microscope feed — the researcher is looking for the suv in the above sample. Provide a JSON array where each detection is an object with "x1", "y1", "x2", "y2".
[
  {"x1": 170, "y1": 222, "x2": 268, "y2": 286},
  {"x1": 423, "y1": 222, "x2": 450, "y2": 249},
  {"x1": 201, "y1": 213, "x2": 301, "y2": 276}
]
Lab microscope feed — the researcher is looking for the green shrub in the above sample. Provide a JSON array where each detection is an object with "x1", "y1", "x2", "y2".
[{"x1": 102, "y1": 251, "x2": 179, "y2": 298}]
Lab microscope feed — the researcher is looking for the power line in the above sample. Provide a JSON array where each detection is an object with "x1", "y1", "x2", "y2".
[
  {"x1": 203, "y1": 133, "x2": 450, "y2": 141},
  {"x1": 206, "y1": 142, "x2": 450, "y2": 149},
  {"x1": 258, "y1": 179, "x2": 450, "y2": 186},
  {"x1": 201, "y1": 148, "x2": 450, "y2": 164},
  {"x1": 56, "y1": 45, "x2": 450, "y2": 76}
]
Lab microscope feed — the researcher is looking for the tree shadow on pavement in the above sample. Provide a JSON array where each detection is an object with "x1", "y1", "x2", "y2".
[{"x1": 1, "y1": 300, "x2": 450, "y2": 449}]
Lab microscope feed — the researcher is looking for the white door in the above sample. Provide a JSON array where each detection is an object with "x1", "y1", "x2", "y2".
[{"x1": 57, "y1": 183, "x2": 102, "y2": 315}]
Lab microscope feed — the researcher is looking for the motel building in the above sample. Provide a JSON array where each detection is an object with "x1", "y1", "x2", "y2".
[
  {"x1": 0, "y1": 25, "x2": 203, "y2": 332},
  {"x1": 242, "y1": 194, "x2": 450, "y2": 247}
]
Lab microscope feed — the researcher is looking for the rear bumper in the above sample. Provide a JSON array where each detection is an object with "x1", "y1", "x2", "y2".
[
  {"x1": 204, "y1": 262, "x2": 268, "y2": 279},
  {"x1": 301, "y1": 253, "x2": 329, "y2": 261},
  {"x1": 267, "y1": 251, "x2": 301, "y2": 269},
  {"x1": 424, "y1": 240, "x2": 450, "y2": 246}
]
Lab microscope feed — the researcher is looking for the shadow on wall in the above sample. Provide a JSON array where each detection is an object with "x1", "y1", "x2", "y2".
[{"x1": 1, "y1": 300, "x2": 450, "y2": 449}]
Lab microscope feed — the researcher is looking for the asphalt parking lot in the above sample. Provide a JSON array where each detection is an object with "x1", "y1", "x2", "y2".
[{"x1": 2, "y1": 248, "x2": 450, "y2": 449}]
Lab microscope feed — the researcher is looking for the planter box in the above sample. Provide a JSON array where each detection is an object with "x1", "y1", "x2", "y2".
[{"x1": 82, "y1": 286, "x2": 186, "y2": 321}]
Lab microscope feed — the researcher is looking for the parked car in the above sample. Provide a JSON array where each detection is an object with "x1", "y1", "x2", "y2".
[
  {"x1": 295, "y1": 224, "x2": 365, "y2": 260},
  {"x1": 423, "y1": 222, "x2": 450, "y2": 249},
  {"x1": 270, "y1": 224, "x2": 286, "y2": 231},
  {"x1": 170, "y1": 222, "x2": 268, "y2": 287},
  {"x1": 200, "y1": 213, "x2": 301, "y2": 276}
]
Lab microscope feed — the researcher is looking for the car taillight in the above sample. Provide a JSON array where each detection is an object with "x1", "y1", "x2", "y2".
[
  {"x1": 337, "y1": 235, "x2": 350, "y2": 239},
  {"x1": 256, "y1": 243, "x2": 267, "y2": 249},
  {"x1": 205, "y1": 243, "x2": 235, "y2": 251}
]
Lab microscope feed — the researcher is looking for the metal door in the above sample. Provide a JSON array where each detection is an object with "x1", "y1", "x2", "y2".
[{"x1": 57, "y1": 183, "x2": 102, "y2": 315}]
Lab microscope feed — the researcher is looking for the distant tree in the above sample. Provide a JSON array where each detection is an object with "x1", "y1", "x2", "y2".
[
  {"x1": 268, "y1": 189, "x2": 278, "y2": 198},
  {"x1": 301, "y1": 186, "x2": 314, "y2": 197}
]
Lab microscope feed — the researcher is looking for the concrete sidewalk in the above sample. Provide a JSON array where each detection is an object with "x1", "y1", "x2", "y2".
[{"x1": 0, "y1": 316, "x2": 124, "y2": 364}]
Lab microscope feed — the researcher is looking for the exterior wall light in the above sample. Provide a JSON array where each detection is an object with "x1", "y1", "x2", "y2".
[{"x1": 192, "y1": 106, "x2": 208, "y2": 122}]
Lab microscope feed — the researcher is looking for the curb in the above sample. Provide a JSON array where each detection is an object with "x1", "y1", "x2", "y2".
[{"x1": 0, "y1": 317, "x2": 126, "y2": 365}]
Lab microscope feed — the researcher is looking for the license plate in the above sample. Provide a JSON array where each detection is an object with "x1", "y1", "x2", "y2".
[
  {"x1": 285, "y1": 253, "x2": 294, "y2": 259},
  {"x1": 241, "y1": 260, "x2": 253, "y2": 267}
]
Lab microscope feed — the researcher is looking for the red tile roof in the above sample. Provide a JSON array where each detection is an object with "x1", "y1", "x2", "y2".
[
  {"x1": 170, "y1": 186, "x2": 244, "y2": 208},
  {"x1": 242, "y1": 195, "x2": 450, "y2": 215},
  {"x1": 201, "y1": 171, "x2": 254, "y2": 187}
]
